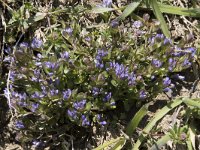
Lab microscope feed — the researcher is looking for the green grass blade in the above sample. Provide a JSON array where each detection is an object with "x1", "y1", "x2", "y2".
[
  {"x1": 91, "y1": 7, "x2": 117, "y2": 13},
  {"x1": 110, "y1": 138, "x2": 126, "y2": 150},
  {"x1": 183, "y1": 98, "x2": 200, "y2": 108},
  {"x1": 133, "y1": 99, "x2": 183, "y2": 150},
  {"x1": 150, "y1": 0, "x2": 170, "y2": 38},
  {"x1": 189, "y1": 123, "x2": 197, "y2": 150},
  {"x1": 126, "y1": 103, "x2": 150, "y2": 136},
  {"x1": 93, "y1": 137, "x2": 125, "y2": 150},
  {"x1": 159, "y1": 4, "x2": 200, "y2": 17},
  {"x1": 117, "y1": 0, "x2": 142, "y2": 20},
  {"x1": 149, "y1": 132, "x2": 172, "y2": 150},
  {"x1": 186, "y1": 140, "x2": 193, "y2": 150}
]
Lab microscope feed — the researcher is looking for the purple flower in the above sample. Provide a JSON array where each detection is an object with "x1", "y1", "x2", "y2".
[
  {"x1": 187, "y1": 47, "x2": 196, "y2": 57},
  {"x1": 11, "y1": 91, "x2": 18, "y2": 97},
  {"x1": 172, "y1": 47, "x2": 184, "y2": 57},
  {"x1": 135, "y1": 30, "x2": 146, "y2": 36},
  {"x1": 4, "y1": 47, "x2": 12, "y2": 54},
  {"x1": 99, "y1": 121, "x2": 107, "y2": 125},
  {"x1": 18, "y1": 101, "x2": 27, "y2": 107},
  {"x1": 164, "y1": 38, "x2": 172, "y2": 45},
  {"x1": 20, "y1": 42, "x2": 29, "y2": 48},
  {"x1": 155, "y1": 34, "x2": 164, "y2": 39},
  {"x1": 92, "y1": 87, "x2": 100, "y2": 96},
  {"x1": 110, "y1": 20, "x2": 119, "y2": 28},
  {"x1": 139, "y1": 90, "x2": 148, "y2": 99},
  {"x1": 34, "y1": 69, "x2": 40, "y2": 77},
  {"x1": 128, "y1": 72, "x2": 136, "y2": 86},
  {"x1": 95, "y1": 60, "x2": 104, "y2": 68},
  {"x1": 44, "y1": 61, "x2": 58, "y2": 70},
  {"x1": 61, "y1": 51, "x2": 69, "y2": 59},
  {"x1": 73, "y1": 99, "x2": 86, "y2": 110},
  {"x1": 3, "y1": 56, "x2": 14, "y2": 63},
  {"x1": 63, "y1": 27, "x2": 73, "y2": 36},
  {"x1": 148, "y1": 37, "x2": 155, "y2": 45},
  {"x1": 18, "y1": 93, "x2": 27, "y2": 101},
  {"x1": 85, "y1": 37, "x2": 91, "y2": 42},
  {"x1": 95, "y1": 49, "x2": 108, "y2": 68},
  {"x1": 67, "y1": 109, "x2": 77, "y2": 119},
  {"x1": 15, "y1": 121, "x2": 24, "y2": 129},
  {"x1": 54, "y1": 79, "x2": 60, "y2": 86},
  {"x1": 63, "y1": 89, "x2": 71, "y2": 100},
  {"x1": 163, "y1": 77, "x2": 171, "y2": 87},
  {"x1": 31, "y1": 91, "x2": 44, "y2": 99},
  {"x1": 96, "y1": 49, "x2": 108, "y2": 59},
  {"x1": 31, "y1": 77, "x2": 38, "y2": 82},
  {"x1": 50, "y1": 89, "x2": 59, "y2": 96},
  {"x1": 110, "y1": 101, "x2": 116, "y2": 106},
  {"x1": 37, "y1": 53, "x2": 43, "y2": 59},
  {"x1": 172, "y1": 74, "x2": 185, "y2": 81},
  {"x1": 31, "y1": 103, "x2": 39, "y2": 112},
  {"x1": 103, "y1": 92, "x2": 112, "y2": 101},
  {"x1": 133, "y1": 21, "x2": 143, "y2": 28},
  {"x1": 31, "y1": 38, "x2": 43, "y2": 49},
  {"x1": 110, "y1": 62, "x2": 129, "y2": 79},
  {"x1": 81, "y1": 115, "x2": 90, "y2": 126},
  {"x1": 97, "y1": 114, "x2": 101, "y2": 120},
  {"x1": 32, "y1": 140, "x2": 45, "y2": 148},
  {"x1": 35, "y1": 62, "x2": 42, "y2": 66},
  {"x1": 152, "y1": 59, "x2": 162, "y2": 68},
  {"x1": 10, "y1": 71, "x2": 16, "y2": 81},
  {"x1": 163, "y1": 87, "x2": 171, "y2": 92},
  {"x1": 103, "y1": 0, "x2": 112, "y2": 7},
  {"x1": 168, "y1": 58, "x2": 176, "y2": 71},
  {"x1": 183, "y1": 58, "x2": 191, "y2": 67}
]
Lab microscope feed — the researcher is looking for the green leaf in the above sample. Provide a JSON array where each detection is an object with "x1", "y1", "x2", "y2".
[
  {"x1": 150, "y1": 0, "x2": 170, "y2": 38},
  {"x1": 117, "y1": 0, "x2": 142, "y2": 20},
  {"x1": 93, "y1": 137, "x2": 125, "y2": 150},
  {"x1": 85, "y1": 102, "x2": 92, "y2": 111},
  {"x1": 149, "y1": 132, "x2": 172, "y2": 150},
  {"x1": 126, "y1": 103, "x2": 150, "y2": 136},
  {"x1": 110, "y1": 138, "x2": 126, "y2": 150},
  {"x1": 183, "y1": 98, "x2": 200, "y2": 108},
  {"x1": 111, "y1": 80, "x2": 118, "y2": 87},
  {"x1": 33, "y1": 12, "x2": 47, "y2": 22},
  {"x1": 189, "y1": 123, "x2": 196, "y2": 150},
  {"x1": 159, "y1": 4, "x2": 200, "y2": 17},
  {"x1": 91, "y1": 7, "x2": 116, "y2": 13},
  {"x1": 23, "y1": 21, "x2": 29, "y2": 29},
  {"x1": 186, "y1": 140, "x2": 193, "y2": 150},
  {"x1": 133, "y1": 99, "x2": 183, "y2": 150}
]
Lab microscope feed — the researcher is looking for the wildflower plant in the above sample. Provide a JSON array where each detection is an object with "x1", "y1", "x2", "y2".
[{"x1": 2, "y1": 1, "x2": 197, "y2": 148}]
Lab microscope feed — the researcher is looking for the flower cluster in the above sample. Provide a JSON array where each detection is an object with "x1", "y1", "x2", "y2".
[
  {"x1": 103, "y1": 0, "x2": 112, "y2": 7},
  {"x1": 95, "y1": 49, "x2": 108, "y2": 68},
  {"x1": 3, "y1": 9, "x2": 197, "y2": 148},
  {"x1": 109, "y1": 61, "x2": 137, "y2": 86}
]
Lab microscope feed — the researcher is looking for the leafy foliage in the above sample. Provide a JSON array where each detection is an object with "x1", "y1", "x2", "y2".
[{"x1": 0, "y1": 0, "x2": 199, "y2": 149}]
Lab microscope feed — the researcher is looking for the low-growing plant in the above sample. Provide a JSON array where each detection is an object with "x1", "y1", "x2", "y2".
[{"x1": 1, "y1": 0, "x2": 199, "y2": 149}]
